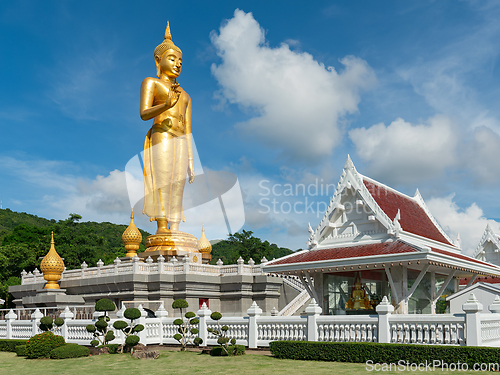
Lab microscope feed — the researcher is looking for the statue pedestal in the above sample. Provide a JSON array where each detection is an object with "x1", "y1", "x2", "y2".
[
  {"x1": 22, "y1": 289, "x2": 85, "y2": 308},
  {"x1": 140, "y1": 230, "x2": 202, "y2": 263}
]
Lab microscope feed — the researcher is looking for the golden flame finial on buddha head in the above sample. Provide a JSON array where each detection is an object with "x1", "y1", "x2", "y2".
[
  {"x1": 154, "y1": 21, "x2": 182, "y2": 62},
  {"x1": 40, "y1": 232, "x2": 65, "y2": 289}
]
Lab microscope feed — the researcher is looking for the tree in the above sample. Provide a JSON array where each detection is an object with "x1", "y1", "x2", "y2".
[
  {"x1": 207, "y1": 311, "x2": 237, "y2": 356},
  {"x1": 86, "y1": 299, "x2": 116, "y2": 347},
  {"x1": 210, "y1": 230, "x2": 294, "y2": 265},
  {"x1": 172, "y1": 299, "x2": 203, "y2": 351},
  {"x1": 113, "y1": 308, "x2": 144, "y2": 354}
]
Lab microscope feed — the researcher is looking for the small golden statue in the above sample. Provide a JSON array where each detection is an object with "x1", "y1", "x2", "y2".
[
  {"x1": 140, "y1": 22, "x2": 199, "y2": 259},
  {"x1": 345, "y1": 276, "x2": 372, "y2": 310}
]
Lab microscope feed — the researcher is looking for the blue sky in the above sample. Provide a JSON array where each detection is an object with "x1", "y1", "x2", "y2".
[{"x1": 1, "y1": 0, "x2": 500, "y2": 255}]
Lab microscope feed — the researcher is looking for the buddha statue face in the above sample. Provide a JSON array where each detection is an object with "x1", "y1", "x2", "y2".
[{"x1": 156, "y1": 49, "x2": 183, "y2": 79}]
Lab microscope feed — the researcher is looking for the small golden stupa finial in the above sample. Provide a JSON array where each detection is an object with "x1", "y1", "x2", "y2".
[
  {"x1": 122, "y1": 209, "x2": 142, "y2": 257},
  {"x1": 40, "y1": 232, "x2": 65, "y2": 289},
  {"x1": 197, "y1": 224, "x2": 212, "y2": 254}
]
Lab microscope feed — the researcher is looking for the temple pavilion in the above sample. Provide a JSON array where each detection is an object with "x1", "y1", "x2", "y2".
[{"x1": 263, "y1": 156, "x2": 500, "y2": 315}]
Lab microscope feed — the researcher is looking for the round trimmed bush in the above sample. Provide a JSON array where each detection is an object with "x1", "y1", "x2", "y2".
[
  {"x1": 25, "y1": 331, "x2": 65, "y2": 359},
  {"x1": 105, "y1": 331, "x2": 115, "y2": 342},
  {"x1": 125, "y1": 335, "x2": 140, "y2": 347},
  {"x1": 113, "y1": 320, "x2": 128, "y2": 330},
  {"x1": 95, "y1": 298, "x2": 116, "y2": 312},
  {"x1": 172, "y1": 299, "x2": 188, "y2": 309},
  {"x1": 54, "y1": 317, "x2": 64, "y2": 327},
  {"x1": 50, "y1": 343, "x2": 89, "y2": 359},
  {"x1": 190, "y1": 318, "x2": 199, "y2": 325},
  {"x1": 133, "y1": 324, "x2": 144, "y2": 333},
  {"x1": 40, "y1": 316, "x2": 53, "y2": 326},
  {"x1": 193, "y1": 337, "x2": 203, "y2": 346},
  {"x1": 90, "y1": 340, "x2": 99, "y2": 347},
  {"x1": 124, "y1": 307, "x2": 141, "y2": 320},
  {"x1": 173, "y1": 333, "x2": 182, "y2": 341},
  {"x1": 210, "y1": 312, "x2": 222, "y2": 320},
  {"x1": 86, "y1": 324, "x2": 96, "y2": 333},
  {"x1": 210, "y1": 345, "x2": 245, "y2": 357},
  {"x1": 173, "y1": 318, "x2": 183, "y2": 326},
  {"x1": 185, "y1": 311, "x2": 195, "y2": 319},
  {"x1": 95, "y1": 319, "x2": 108, "y2": 330}
]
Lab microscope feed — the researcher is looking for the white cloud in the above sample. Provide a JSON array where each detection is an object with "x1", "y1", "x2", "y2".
[
  {"x1": 210, "y1": 9, "x2": 376, "y2": 162},
  {"x1": 349, "y1": 115, "x2": 458, "y2": 184},
  {"x1": 426, "y1": 194, "x2": 500, "y2": 255},
  {"x1": 464, "y1": 126, "x2": 500, "y2": 183}
]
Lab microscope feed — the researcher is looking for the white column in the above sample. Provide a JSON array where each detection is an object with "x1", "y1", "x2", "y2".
[
  {"x1": 132, "y1": 255, "x2": 140, "y2": 273},
  {"x1": 196, "y1": 302, "x2": 212, "y2": 347},
  {"x1": 376, "y1": 296, "x2": 394, "y2": 343},
  {"x1": 59, "y1": 306, "x2": 74, "y2": 341},
  {"x1": 31, "y1": 308, "x2": 43, "y2": 337},
  {"x1": 462, "y1": 293, "x2": 483, "y2": 346},
  {"x1": 157, "y1": 255, "x2": 165, "y2": 274},
  {"x1": 305, "y1": 299, "x2": 322, "y2": 342},
  {"x1": 155, "y1": 302, "x2": 168, "y2": 345},
  {"x1": 137, "y1": 304, "x2": 148, "y2": 345},
  {"x1": 6, "y1": 309, "x2": 17, "y2": 339},
  {"x1": 237, "y1": 257, "x2": 244, "y2": 274},
  {"x1": 247, "y1": 301, "x2": 262, "y2": 348}
]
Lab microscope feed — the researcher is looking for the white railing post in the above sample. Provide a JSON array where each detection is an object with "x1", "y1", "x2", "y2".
[
  {"x1": 183, "y1": 255, "x2": 190, "y2": 273},
  {"x1": 157, "y1": 255, "x2": 165, "y2": 274},
  {"x1": 247, "y1": 301, "x2": 262, "y2": 348},
  {"x1": 59, "y1": 306, "x2": 74, "y2": 341},
  {"x1": 237, "y1": 257, "x2": 244, "y2": 274},
  {"x1": 81, "y1": 262, "x2": 87, "y2": 278},
  {"x1": 488, "y1": 295, "x2": 500, "y2": 314},
  {"x1": 97, "y1": 259, "x2": 103, "y2": 277},
  {"x1": 376, "y1": 296, "x2": 394, "y2": 343},
  {"x1": 155, "y1": 302, "x2": 168, "y2": 345},
  {"x1": 6, "y1": 309, "x2": 17, "y2": 339},
  {"x1": 197, "y1": 302, "x2": 212, "y2": 347},
  {"x1": 137, "y1": 304, "x2": 148, "y2": 344},
  {"x1": 31, "y1": 308, "x2": 43, "y2": 337},
  {"x1": 462, "y1": 293, "x2": 483, "y2": 346},
  {"x1": 305, "y1": 298, "x2": 322, "y2": 342},
  {"x1": 21, "y1": 270, "x2": 27, "y2": 285},
  {"x1": 114, "y1": 257, "x2": 121, "y2": 274},
  {"x1": 132, "y1": 255, "x2": 140, "y2": 273}
]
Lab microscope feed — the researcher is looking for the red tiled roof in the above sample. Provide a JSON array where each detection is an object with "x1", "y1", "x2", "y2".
[
  {"x1": 268, "y1": 241, "x2": 419, "y2": 265},
  {"x1": 363, "y1": 179, "x2": 453, "y2": 245},
  {"x1": 431, "y1": 248, "x2": 495, "y2": 267},
  {"x1": 460, "y1": 276, "x2": 500, "y2": 285}
]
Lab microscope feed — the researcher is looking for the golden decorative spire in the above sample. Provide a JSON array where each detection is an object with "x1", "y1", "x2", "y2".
[
  {"x1": 122, "y1": 210, "x2": 142, "y2": 257},
  {"x1": 40, "y1": 232, "x2": 65, "y2": 289},
  {"x1": 154, "y1": 21, "x2": 182, "y2": 61},
  {"x1": 197, "y1": 224, "x2": 212, "y2": 254}
]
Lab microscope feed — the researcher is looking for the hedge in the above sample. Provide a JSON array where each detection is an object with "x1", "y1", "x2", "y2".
[
  {"x1": 15, "y1": 345, "x2": 26, "y2": 356},
  {"x1": 269, "y1": 341, "x2": 500, "y2": 369},
  {"x1": 50, "y1": 343, "x2": 89, "y2": 359},
  {"x1": 0, "y1": 339, "x2": 28, "y2": 352},
  {"x1": 210, "y1": 345, "x2": 245, "y2": 356}
]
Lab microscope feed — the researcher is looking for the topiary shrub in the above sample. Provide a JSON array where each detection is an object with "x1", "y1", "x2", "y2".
[
  {"x1": 171, "y1": 299, "x2": 203, "y2": 351},
  {"x1": 0, "y1": 339, "x2": 28, "y2": 352},
  {"x1": 103, "y1": 343, "x2": 120, "y2": 354},
  {"x1": 39, "y1": 316, "x2": 64, "y2": 332},
  {"x1": 86, "y1": 298, "x2": 116, "y2": 347},
  {"x1": 207, "y1": 311, "x2": 238, "y2": 356},
  {"x1": 50, "y1": 343, "x2": 89, "y2": 359},
  {"x1": 112, "y1": 307, "x2": 144, "y2": 354},
  {"x1": 25, "y1": 331, "x2": 65, "y2": 359},
  {"x1": 15, "y1": 345, "x2": 26, "y2": 356}
]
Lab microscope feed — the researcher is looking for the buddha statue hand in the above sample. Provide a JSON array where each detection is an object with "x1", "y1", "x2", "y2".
[{"x1": 165, "y1": 83, "x2": 181, "y2": 109}]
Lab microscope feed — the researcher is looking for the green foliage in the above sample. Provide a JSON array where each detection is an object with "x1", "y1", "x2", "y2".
[
  {"x1": 0, "y1": 339, "x2": 28, "y2": 352},
  {"x1": 113, "y1": 320, "x2": 127, "y2": 330},
  {"x1": 171, "y1": 299, "x2": 202, "y2": 351},
  {"x1": 124, "y1": 307, "x2": 141, "y2": 320},
  {"x1": 209, "y1": 230, "x2": 294, "y2": 265},
  {"x1": 207, "y1": 311, "x2": 237, "y2": 356},
  {"x1": 50, "y1": 343, "x2": 89, "y2": 359},
  {"x1": 39, "y1": 315, "x2": 65, "y2": 332},
  {"x1": 269, "y1": 341, "x2": 500, "y2": 368},
  {"x1": 113, "y1": 308, "x2": 143, "y2": 353},
  {"x1": 210, "y1": 345, "x2": 245, "y2": 357},
  {"x1": 125, "y1": 335, "x2": 140, "y2": 347},
  {"x1": 210, "y1": 312, "x2": 222, "y2": 320},
  {"x1": 172, "y1": 299, "x2": 189, "y2": 309},
  {"x1": 95, "y1": 298, "x2": 116, "y2": 312},
  {"x1": 86, "y1": 299, "x2": 116, "y2": 346},
  {"x1": 101, "y1": 343, "x2": 120, "y2": 354},
  {"x1": 15, "y1": 345, "x2": 26, "y2": 356},
  {"x1": 25, "y1": 331, "x2": 65, "y2": 359},
  {"x1": 0, "y1": 209, "x2": 150, "y2": 308}
]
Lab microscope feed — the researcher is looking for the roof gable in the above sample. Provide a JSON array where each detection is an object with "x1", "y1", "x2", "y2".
[{"x1": 473, "y1": 224, "x2": 500, "y2": 260}]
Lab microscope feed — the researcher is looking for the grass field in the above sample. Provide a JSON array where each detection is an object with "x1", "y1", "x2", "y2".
[{"x1": 0, "y1": 349, "x2": 494, "y2": 375}]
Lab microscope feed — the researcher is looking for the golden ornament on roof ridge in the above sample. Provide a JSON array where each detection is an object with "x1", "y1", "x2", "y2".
[
  {"x1": 40, "y1": 231, "x2": 65, "y2": 289},
  {"x1": 197, "y1": 224, "x2": 212, "y2": 254},
  {"x1": 122, "y1": 210, "x2": 142, "y2": 257}
]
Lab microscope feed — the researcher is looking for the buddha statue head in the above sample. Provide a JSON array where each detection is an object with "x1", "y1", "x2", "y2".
[{"x1": 154, "y1": 22, "x2": 183, "y2": 79}]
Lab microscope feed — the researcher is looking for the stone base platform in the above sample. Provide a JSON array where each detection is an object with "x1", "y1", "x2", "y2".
[{"x1": 21, "y1": 289, "x2": 85, "y2": 308}]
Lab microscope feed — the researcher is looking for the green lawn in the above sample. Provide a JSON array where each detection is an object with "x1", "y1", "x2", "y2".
[{"x1": 0, "y1": 350, "x2": 493, "y2": 375}]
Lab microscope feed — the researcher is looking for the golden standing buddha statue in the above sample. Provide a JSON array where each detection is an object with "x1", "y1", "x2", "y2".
[{"x1": 140, "y1": 22, "x2": 199, "y2": 259}]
